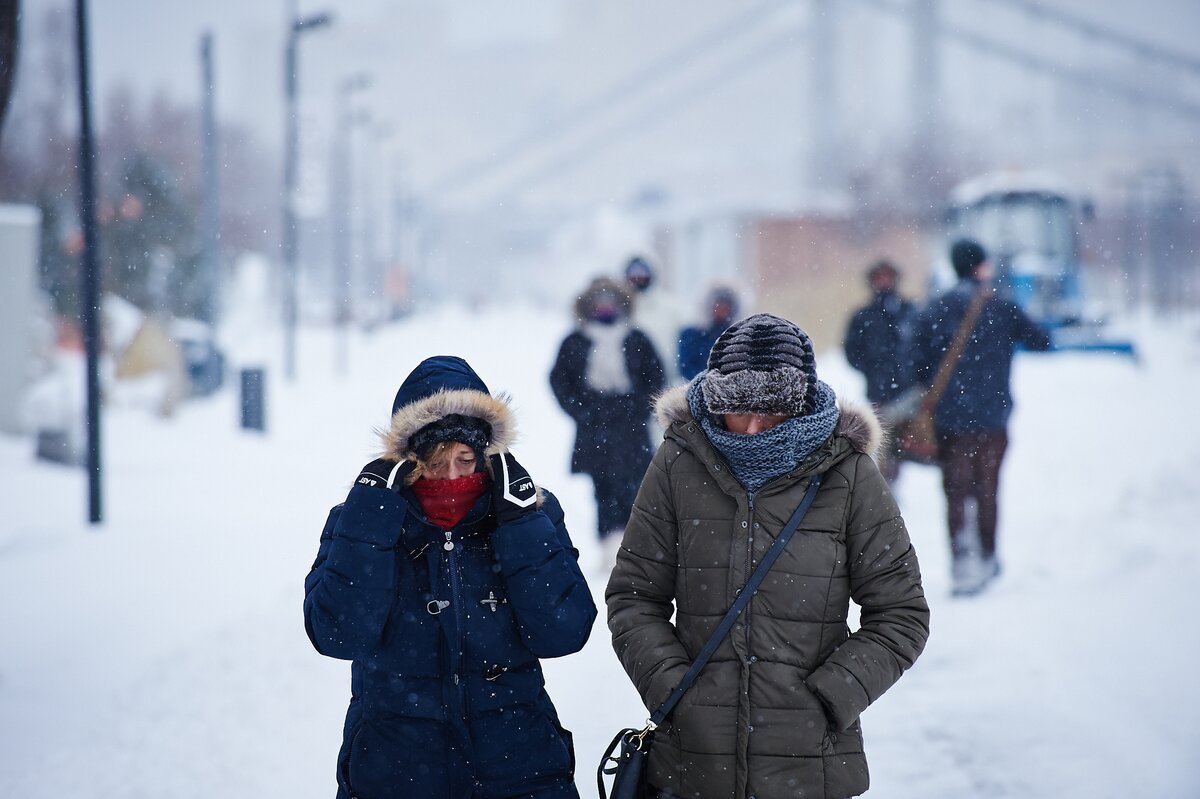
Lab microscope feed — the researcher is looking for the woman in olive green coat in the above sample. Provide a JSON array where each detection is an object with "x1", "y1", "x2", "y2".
[{"x1": 606, "y1": 313, "x2": 930, "y2": 799}]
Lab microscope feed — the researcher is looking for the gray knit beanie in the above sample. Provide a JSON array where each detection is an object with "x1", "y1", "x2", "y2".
[{"x1": 702, "y1": 313, "x2": 819, "y2": 417}]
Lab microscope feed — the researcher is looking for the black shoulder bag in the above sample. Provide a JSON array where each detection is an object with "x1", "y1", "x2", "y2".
[{"x1": 597, "y1": 474, "x2": 824, "y2": 799}]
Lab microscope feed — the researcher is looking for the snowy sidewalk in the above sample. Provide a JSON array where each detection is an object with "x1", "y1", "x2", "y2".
[{"x1": 2, "y1": 307, "x2": 1198, "y2": 798}]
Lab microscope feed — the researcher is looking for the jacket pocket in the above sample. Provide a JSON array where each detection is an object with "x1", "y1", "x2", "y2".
[
  {"x1": 345, "y1": 716, "x2": 453, "y2": 799},
  {"x1": 470, "y1": 705, "x2": 574, "y2": 796},
  {"x1": 336, "y1": 718, "x2": 365, "y2": 795}
]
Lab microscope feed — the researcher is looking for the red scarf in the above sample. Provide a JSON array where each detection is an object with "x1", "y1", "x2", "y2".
[{"x1": 410, "y1": 472, "x2": 491, "y2": 531}]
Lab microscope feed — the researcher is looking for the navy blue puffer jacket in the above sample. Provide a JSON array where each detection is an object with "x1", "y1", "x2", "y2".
[
  {"x1": 305, "y1": 357, "x2": 597, "y2": 799},
  {"x1": 910, "y1": 281, "x2": 1051, "y2": 435}
]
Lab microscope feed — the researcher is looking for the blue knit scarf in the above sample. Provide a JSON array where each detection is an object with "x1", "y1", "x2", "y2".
[{"x1": 687, "y1": 375, "x2": 839, "y2": 494}]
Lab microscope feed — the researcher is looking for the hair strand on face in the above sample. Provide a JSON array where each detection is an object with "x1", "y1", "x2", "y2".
[{"x1": 407, "y1": 441, "x2": 479, "y2": 484}]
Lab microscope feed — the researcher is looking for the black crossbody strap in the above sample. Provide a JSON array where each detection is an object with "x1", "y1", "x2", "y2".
[{"x1": 649, "y1": 473, "x2": 823, "y2": 726}]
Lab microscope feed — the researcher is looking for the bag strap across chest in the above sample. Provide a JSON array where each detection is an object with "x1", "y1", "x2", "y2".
[{"x1": 650, "y1": 473, "x2": 824, "y2": 726}]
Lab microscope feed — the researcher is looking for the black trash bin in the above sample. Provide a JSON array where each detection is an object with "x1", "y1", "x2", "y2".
[{"x1": 240, "y1": 367, "x2": 266, "y2": 432}]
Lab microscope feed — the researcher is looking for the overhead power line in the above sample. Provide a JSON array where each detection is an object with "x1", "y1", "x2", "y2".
[
  {"x1": 983, "y1": 0, "x2": 1200, "y2": 76},
  {"x1": 429, "y1": 0, "x2": 789, "y2": 199},
  {"x1": 440, "y1": 0, "x2": 1199, "y2": 204},
  {"x1": 496, "y1": 23, "x2": 811, "y2": 200},
  {"x1": 854, "y1": 0, "x2": 1200, "y2": 121},
  {"x1": 945, "y1": 18, "x2": 1200, "y2": 120}
]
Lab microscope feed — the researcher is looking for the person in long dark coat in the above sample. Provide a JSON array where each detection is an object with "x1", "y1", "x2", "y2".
[
  {"x1": 843, "y1": 259, "x2": 916, "y2": 481},
  {"x1": 550, "y1": 277, "x2": 665, "y2": 558},
  {"x1": 305, "y1": 356, "x2": 596, "y2": 799},
  {"x1": 844, "y1": 259, "x2": 915, "y2": 407}
]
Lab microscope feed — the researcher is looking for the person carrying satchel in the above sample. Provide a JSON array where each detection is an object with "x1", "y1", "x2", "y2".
[
  {"x1": 605, "y1": 314, "x2": 930, "y2": 799},
  {"x1": 909, "y1": 239, "x2": 1051, "y2": 596}
]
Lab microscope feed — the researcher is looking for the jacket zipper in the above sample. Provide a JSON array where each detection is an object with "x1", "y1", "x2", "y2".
[
  {"x1": 445, "y1": 498, "x2": 490, "y2": 712},
  {"x1": 743, "y1": 491, "x2": 756, "y2": 652},
  {"x1": 446, "y1": 531, "x2": 466, "y2": 702}
]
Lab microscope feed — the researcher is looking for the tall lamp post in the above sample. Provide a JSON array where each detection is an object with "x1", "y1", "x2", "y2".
[
  {"x1": 74, "y1": 0, "x2": 102, "y2": 524},
  {"x1": 199, "y1": 31, "x2": 219, "y2": 325},
  {"x1": 332, "y1": 72, "x2": 371, "y2": 376},
  {"x1": 282, "y1": 2, "x2": 332, "y2": 381}
]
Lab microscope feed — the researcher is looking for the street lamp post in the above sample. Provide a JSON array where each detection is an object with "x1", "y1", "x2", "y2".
[
  {"x1": 332, "y1": 72, "x2": 371, "y2": 376},
  {"x1": 282, "y1": 2, "x2": 332, "y2": 381},
  {"x1": 199, "y1": 31, "x2": 219, "y2": 326},
  {"x1": 74, "y1": 0, "x2": 103, "y2": 524}
]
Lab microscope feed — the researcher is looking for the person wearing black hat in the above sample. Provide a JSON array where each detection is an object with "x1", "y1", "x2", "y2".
[
  {"x1": 910, "y1": 238, "x2": 1051, "y2": 596},
  {"x1": 843, "y1": 259, "x2": 917, "y2": 482},
  {"x1": 304, "y1": 355, "x2": 596, "y2": 799},
  {"x1": 550, "y1": 277, "x2": 665, "y2": 567},
  {"x1": 676, "y1": 284, "x2": 740, "y2": 380},
  {"x1": 607, "y1": 314, "x2": 929, "y2": 799}
]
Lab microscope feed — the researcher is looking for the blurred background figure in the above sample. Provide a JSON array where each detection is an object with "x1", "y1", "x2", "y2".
[
  {"x1": 622, "y1": 255, "x2": 678, "y2": 383},
  {"x1": 910, "y1": 239, "x2": 1051, "y2": 597},
  {"x1": 550, "y1": 277, "x2": 664, "y2": 570},
  {"x1": 843, "y1": 259, "x2": 916, "y2": 482},
  {"x1": 677, "y1": 284, "x2": 740, "y2": 381}
]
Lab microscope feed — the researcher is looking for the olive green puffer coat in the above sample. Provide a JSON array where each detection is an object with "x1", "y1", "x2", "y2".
[{"x1": 606, "y1": 385, "x2": 929, "y2": 799}]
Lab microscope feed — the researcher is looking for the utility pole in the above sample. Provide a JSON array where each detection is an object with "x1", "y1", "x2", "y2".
[
  {"x1": 331, "y1": 72, "x2": 370, "y2": 376},
  {"x1": 73, "y1": 0, "x2": 102, "y2": 524},
  {"x1": 808, "y1": 0, "x2": 839, "y2": 194},
  {"x1": 281, "y1": 1, "x2": 332, "y2": 381},
  {"x1": 911, "y1": 0, "x2": 941, "y2": 213},
  {"x1": 0, "y1": 0, "x2": 18, "y2": 136},
  {"x1": 200, "y1": 31, "x2": 219, "y2": 324}
]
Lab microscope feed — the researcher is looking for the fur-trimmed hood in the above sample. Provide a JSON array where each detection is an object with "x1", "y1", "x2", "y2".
[
  {"x1": 379, "y1": 356, "x2": 517, "y2": 462},
  {"x1": 654, "y1": 380, "x2": 884, "y2": 461},
  {"x1": 380, "y1": 388, "x2": 516, "y2": 462},
  {"x1": 573, "y1": 276, "x2": 633, "y2": 325}
]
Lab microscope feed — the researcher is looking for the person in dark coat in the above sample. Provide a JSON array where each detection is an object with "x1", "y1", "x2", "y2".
[
  {"x1": 304, "y1": 356, "x2": 597, "y2": 799},
  {"x1": 843, "y1": 259, "x2": 916, "y2": 481},
  {"x1": 550, "y1": 277, "x2": 665, "y2": 562},
  {"x1": 676, "y1": 285, "x2": 739, "y2": 380},
  {"x1": 607, "y1": 314, "x2": 929, "y2": 799},
  {"x1": 910, "y1": 239, "x2": 1051, "y2": 595}
]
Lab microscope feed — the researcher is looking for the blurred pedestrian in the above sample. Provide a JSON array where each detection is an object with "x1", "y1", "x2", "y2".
[
  {"x1": 624, "y1": 255, "x2": 680, "y2": 382},
  {"x1": 304, "y1": 356, "x2": 596, "y2": 799},
  {"x1": 607, "y1": 313, "x2": 929, "y2": 799},
  {"x1": 550, "y1": 277, "x2": 665, "y2": 568},
  {"x1": 676, "y1": 285, "x2": 739, "y2": 380},
  {"x1": 910, "y1": 239, "x2": 1051, "y2": 596},
  {"x1": 843, "y1": 259, "x2": 916, "y2": 482}
]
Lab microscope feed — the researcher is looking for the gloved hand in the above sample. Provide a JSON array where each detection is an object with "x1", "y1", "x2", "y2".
[
  {"x1": 354, "y1": 458, "x2": 411, "y2": 491},
  {"x1": 489, "y1": 451, "x2": 539, "y2": 525}
]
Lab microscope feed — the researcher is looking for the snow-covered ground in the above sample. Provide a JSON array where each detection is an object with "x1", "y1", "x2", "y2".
[{"x1": 2, "y1": 303, "x2": 1199, "y2": 798}]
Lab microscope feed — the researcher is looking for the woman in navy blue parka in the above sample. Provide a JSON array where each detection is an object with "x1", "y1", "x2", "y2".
[{"x1": 305, "y1": 356, "x2": 597, "y2": 799}]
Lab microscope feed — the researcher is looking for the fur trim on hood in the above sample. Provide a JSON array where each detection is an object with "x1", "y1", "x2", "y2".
[
  {"x1": 654, "y1": 382, "x2": 884, "y2": 460},
  {"x1": 573, "y1": 277, "x2": 633, "y2": 325},
  {"x1": 380, "y1": 388, "x2": 517, "y2": 462}
]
